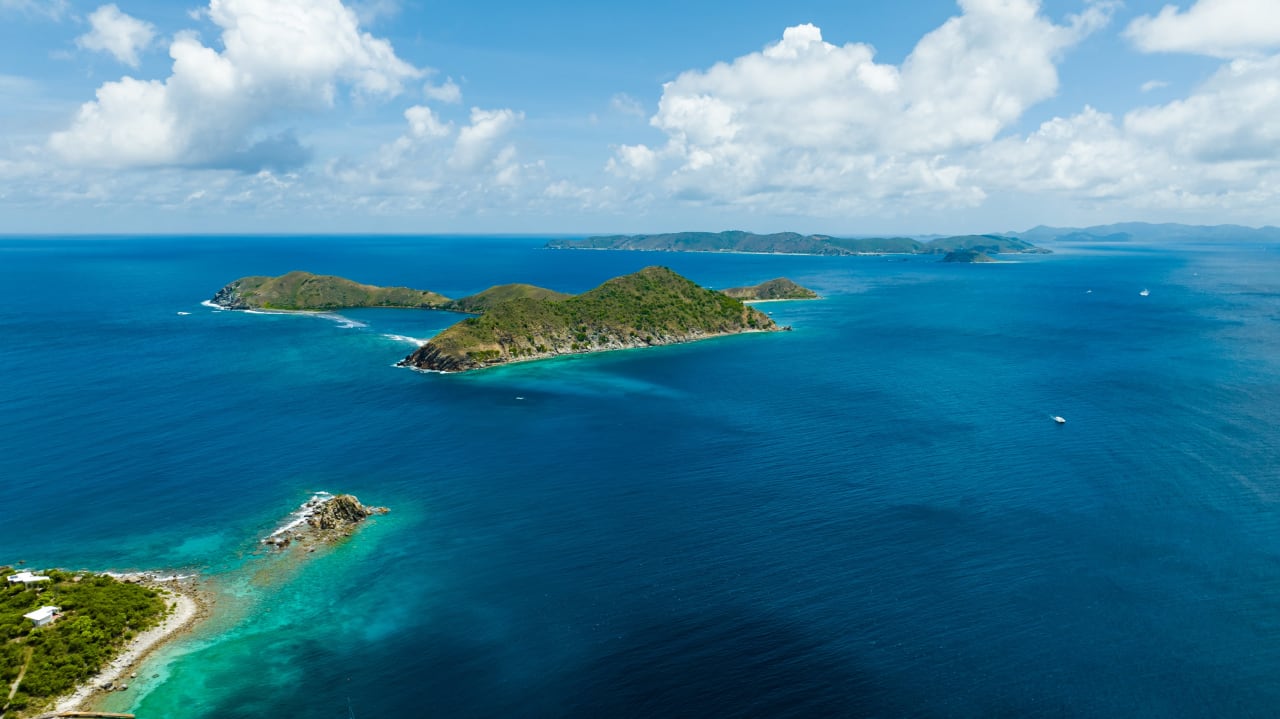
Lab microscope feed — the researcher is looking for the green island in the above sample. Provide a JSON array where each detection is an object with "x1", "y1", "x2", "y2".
[
  {"x1": 941, "y1": 249, "x2": 997, "y2": 263},
  {"x1": 0, "y1": 569, "x2": 167, "y2": 717},
  {"x1": 545, "y1": 231, "x2": 1048, "y2": 256},
  {"x1": 211, "y1": 268, "x2": 817, "y2": 373},
  {"x1": 399, "y1": 266, "x2": 782, "y2": 372},
  {"x1": 211, "y1": 270, "x2": 451, "y2": 310},
  {"x1": 721, "y1": 277, "x2": 819, "y2": 300}
]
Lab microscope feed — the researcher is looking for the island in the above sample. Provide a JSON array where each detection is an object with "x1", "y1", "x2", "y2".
[
  {"x1": 211, "y1": 270, "x2": 450, "y2": 310},
  {"x1": 398, "y1": 266, "x2": 782, "y2": 372},
  {"x1": 720, "y1": 278, "x2": 819, "y2": 301},
  {"x1": 941, "y1": 250, "x2": 996, "y2": 263},
  {"x1": 546, "y1": 231, "x2": 1048, "y2": 256}
]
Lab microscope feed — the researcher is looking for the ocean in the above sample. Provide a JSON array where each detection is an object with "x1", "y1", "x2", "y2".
[{"x1": 2, "y1": 235, "x2": 1280, "y2": 717}]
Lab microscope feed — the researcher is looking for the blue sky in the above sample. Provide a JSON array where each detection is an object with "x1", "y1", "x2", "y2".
[{"x1": 0, "y1": 0, "x2": 1277, "y2": 234}]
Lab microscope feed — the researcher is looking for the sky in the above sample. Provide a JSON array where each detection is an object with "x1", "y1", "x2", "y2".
[{"x1": 0, "y1": 0, "x2": 1277, "y2": 235}]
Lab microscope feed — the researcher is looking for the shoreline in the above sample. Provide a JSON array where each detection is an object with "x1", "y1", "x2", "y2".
[{"x1": 52, "y1": 575, "x2": 210, "y2": 714}]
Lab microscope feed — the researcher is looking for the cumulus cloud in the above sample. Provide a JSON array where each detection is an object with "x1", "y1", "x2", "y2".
[
  {"x1": 76, "y1": 4, "x2": 156, "y2": 67},
  {"x1": 976, "y1": 53, "x2": 1280, "y2": 209},
  {"x1": 1126, "y1": 0, "x2": 1280, "y2": 58},
  {"x1": 610, "y1": 0, "x2": 1111, "y2": 213},
  {"x1": 50, "y1": 0, "x2": 421, "y2": 170},
  {"x1": 423, "y1": 77, "x2": 461, "y2": 104},
  {"x1": 450, "y1": 107, "x2": 523, "y2": 170}
]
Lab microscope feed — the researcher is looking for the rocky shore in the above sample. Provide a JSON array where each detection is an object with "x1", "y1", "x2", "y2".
[{"x1": 263, "y1": 493, "x2": 389, "y2": 551}]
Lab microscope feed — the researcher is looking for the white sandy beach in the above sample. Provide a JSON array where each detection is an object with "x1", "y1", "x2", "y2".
[{"x1": 53, "y1": 581, "x2": 203, "y2": 713}]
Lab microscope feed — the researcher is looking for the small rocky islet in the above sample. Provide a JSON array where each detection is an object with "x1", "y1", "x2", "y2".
[{"x1": 210, "y1": 266, "x2": 819, "y2": 373}]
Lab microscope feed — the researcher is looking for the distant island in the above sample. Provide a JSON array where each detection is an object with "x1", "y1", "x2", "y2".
[
  {"x1": 721, "y1": 277, "x2": 820, "y2": 300},
  {"x1": 546, "y1": 231, "x2": 1048, "y2": 257},
  {"x1": 399, "y1": 267, "x2": 785, "y2": 372},
  {"x1": 1009, "y1": 222, "x2": 1280, "y2": 245}
]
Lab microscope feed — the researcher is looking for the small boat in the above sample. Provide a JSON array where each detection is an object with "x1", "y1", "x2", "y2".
[
  {"x1": 1052, "y1": 416, "x2": 1066, "y2": 424},
  {"x1": 1139, "y1": 289, "x2": 1150, "y2": 297}
]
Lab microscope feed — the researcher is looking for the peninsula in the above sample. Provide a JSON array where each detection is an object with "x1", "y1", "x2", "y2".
[
  {"x1": 0, "y1": 567, "x2": 179, "y2": 717},
  {"x1": 941, "y1": 249, "x2": 996, "y2": 263},
  {"x1": 399, "y1": 266, "x2": 781, "y2": 372},
  {"x1": 721, "y1": 278, "x2": 819, "y2": 301},
  {"x1": 210, "y1": 270, "x2": 450, "y2": 310},
  {"x1": 546, "y1": 231, "x2": 1048, "y2": 256}
]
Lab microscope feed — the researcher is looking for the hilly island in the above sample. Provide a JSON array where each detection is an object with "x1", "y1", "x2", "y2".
[
  {"x1": 546, "y1": 231, "x2": 1048, "y2": 256},
  {"x1": 211, "y1": 268, "x2": 811, "y2": 372}
]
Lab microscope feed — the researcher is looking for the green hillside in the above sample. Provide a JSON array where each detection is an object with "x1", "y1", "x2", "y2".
[
  {"x1": 1, "y1": 569, "x2": 167, "y2": 716},
  {"x1": 720, "y1": 278, "x2": 819, "y2": 300},
  {"x1": 210, "y1": 271, "x2": 451, "y2": 310},
  {"x1": 401, "y1": 266, "x2": 778, "y2": 372},
  {"x1": 444, "y1": 283, "x2": 572, "y2": 313}
]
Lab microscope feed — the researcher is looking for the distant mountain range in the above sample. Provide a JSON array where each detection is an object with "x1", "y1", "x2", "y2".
[
  {"x1": 547, "y1": 231, "x2": 1048, "y2": 256},
  {"x1": 1008, "y1": 222, "x2": 1280, "y2": 244}
]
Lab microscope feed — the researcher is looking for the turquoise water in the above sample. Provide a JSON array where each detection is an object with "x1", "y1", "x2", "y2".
[{"x1": 3, "y1": 236, "x2": 1280, "y2": 716}]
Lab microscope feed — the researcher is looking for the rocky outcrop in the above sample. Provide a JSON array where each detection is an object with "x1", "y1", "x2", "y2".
[
  {"x1": 941, "y1": 250, "x2": 996, "y2": 263},
  {"x1": 210, "y1": 281, "x2": 250, "y2": 309},
  {"x1": 264, "y1": 493, "x2": 388, "y2": 550}
]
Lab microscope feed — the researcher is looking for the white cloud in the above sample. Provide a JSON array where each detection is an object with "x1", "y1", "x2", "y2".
[
  {"x1": 0, "y1": 0, "x2": 68, "y2": 20},
  {"x1": 609, "y1": 93, "x2": 646, "y2": 118},
  {"x1": 1140, "y1": 79, "x2": 1170, "y2": 92},
  {"x1": 611, "y1": 0, "x2": 1110, "y2": 214},
  {"x1": 976, "y1": 53, "x2": 1280, "y2": 210},
  {"x1": 1126, "y1": 0, "x2": 1280, "y2": 58},
  {"x1": 50, "y1": 0, "x2": 421, "y2": 169},
  {"x1": 423, "y1": 77, "x2": 461, "y2": 104},
  {"x1": 404, "y1": 105, "x2": 451, "y2": 139},
  {"x1": 76, "y1": 4, "x2": 156, "y2": 68},
  {"x1": 450, "y1": 107, "x2": 522, "y2": 170}
]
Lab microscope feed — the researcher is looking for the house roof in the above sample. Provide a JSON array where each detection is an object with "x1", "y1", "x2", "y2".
[
  {"x1": 8, "y1": 571, "x2": 51, "y2": 583},
  {"x1": 23, "y1": 606, "x2": 59, "y2": 621}
]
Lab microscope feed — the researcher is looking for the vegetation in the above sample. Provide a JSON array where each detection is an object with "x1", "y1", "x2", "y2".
[
  {"x1": 546, "y1": 231, "x2": 1049, "y2": 256},
  {"x1": 443, "y1": 283, "x2": 571, "y2": 314},
  {"x1": 941, "y1": 250, "x2": 996, "y2": 263},
  {"x1": 211, "y1": 270, "x2": 451, "y2": 310},
  {"x1": 0, "y1": 568, "x2": 167, "y2": 716},
  {"x1": 401, "y1": 266, "x2": 778, "y2": 371},
  {"x1": 720, "y1": 278, "x2": 818, "y2": 300}
]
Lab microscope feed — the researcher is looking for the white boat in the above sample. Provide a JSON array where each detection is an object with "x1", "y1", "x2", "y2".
[
  {"x1": 1139, "y1": 288, "x2": 1150, "y2": 297},
  {"x1": 1052, "y1": 416, "x2": 1066, "y2": 424}
]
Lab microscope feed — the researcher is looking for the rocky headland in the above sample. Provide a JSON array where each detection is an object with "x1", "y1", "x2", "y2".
[{"x1": 941, "y1": 250, "x2": 997, "y2": 263}]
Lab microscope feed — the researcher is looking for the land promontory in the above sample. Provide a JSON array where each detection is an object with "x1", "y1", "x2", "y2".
[
  {"x1": 546, "y1": 231, "x2": 1048, "y2": 256},
  {"x1": 211, "y1": 270, "x2": 450, "y2": 310},
  {"x1": 443, "y1": 283, "x2": 572, "y2": 313},
  {"x1": 721, "y1": 278, "x2": 819, "y2": 300},
  {"x1": 399, "y1": 266, "x2": 780, "y2": 372},
  {"x1": 941, "y1": 250, "x2": 996, "y2": 263}
]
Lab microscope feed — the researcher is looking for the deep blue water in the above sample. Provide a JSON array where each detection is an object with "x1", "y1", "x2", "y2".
[{"x1": 3, "y1": 235, "x2": 1280, "y2": 717}]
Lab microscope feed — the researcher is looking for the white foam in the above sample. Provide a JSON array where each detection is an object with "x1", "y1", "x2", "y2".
[
  {"x1": 317, "y1": 313, "x2": 367, "y2": 329},
  {"x1": 200, "y1": 300, "x2": 225, "y2": 310},
  {"x1": 264, "y1": 491, "x2": 336, "y2": 541},
  {"x1": 176, "y1": 311, "x2": 191, "y2": 316},
  {"x1": 383, "y1": 333, "x2": 428, "y2": 346}
]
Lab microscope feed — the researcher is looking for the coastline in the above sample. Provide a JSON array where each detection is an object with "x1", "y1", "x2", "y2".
[{"x1": 52, "y1": 576, "x2": 210, "y2": 714}]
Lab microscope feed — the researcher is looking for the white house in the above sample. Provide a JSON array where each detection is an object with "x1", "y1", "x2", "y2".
[
  {"x1": 23, "y1": 606, "x2": 60, "y2": 627},
  {"x1": 7, "y1": 571, "x2": 51, "y2": 585}
]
